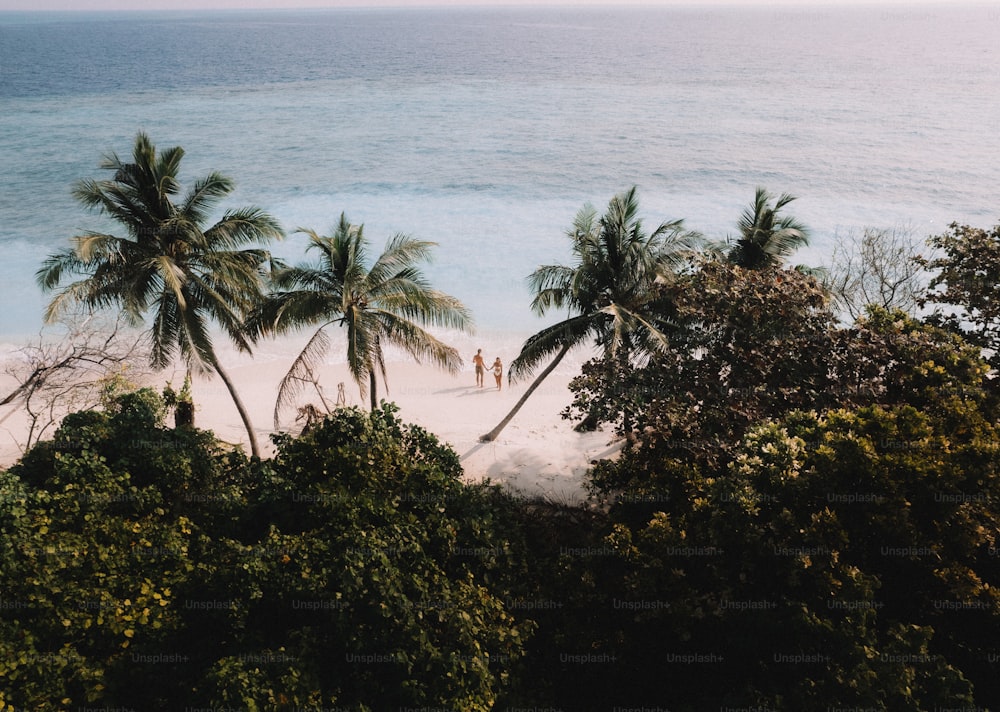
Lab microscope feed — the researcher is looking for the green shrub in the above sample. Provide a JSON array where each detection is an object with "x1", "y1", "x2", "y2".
[{"x1": 0, "y1": 397, "x2": 528, "y2": 710}]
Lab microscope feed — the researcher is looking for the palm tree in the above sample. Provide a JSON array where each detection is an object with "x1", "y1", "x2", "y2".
[
  {"x1": 244, "y1": 213, "x2": 472, "y2": 423},
  {"x1": 480, "y1": 186, "x2": 699, "y2": 442},
  {"x1": 722, "y1": 187, "x2": 811, "y2": 269},
  {"x1": 36, "y1": 132, "x2": 282, "y2": 458}
]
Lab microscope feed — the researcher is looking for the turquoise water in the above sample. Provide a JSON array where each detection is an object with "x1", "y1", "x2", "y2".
[{"x1": 2, "y1": 5, "x2": 999, "y2": 342}]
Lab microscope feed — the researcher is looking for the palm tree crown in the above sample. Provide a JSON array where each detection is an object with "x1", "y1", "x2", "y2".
[
  {"x1": 245, "y1": 213, "x2": 472, "y2": 422},
  {"x1": 724, "y1": 186, "x2": 811, "y2": 270},
  {"x1": 36, "y1": 132, "x2": 283, "y2": 457},
  {"x1": 481, "y1": 186, "x2": 699, "y2": 441}
]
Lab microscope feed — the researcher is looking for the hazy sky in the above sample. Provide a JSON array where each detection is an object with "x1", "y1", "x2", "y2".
[{"x1": 0, "y1": 0, "x2": 957, "y2": 12}]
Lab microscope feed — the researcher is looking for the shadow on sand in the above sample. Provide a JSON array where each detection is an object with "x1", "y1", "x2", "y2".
[{"x1": 435, "y1": 385, "x2": 499, "y2": 397}]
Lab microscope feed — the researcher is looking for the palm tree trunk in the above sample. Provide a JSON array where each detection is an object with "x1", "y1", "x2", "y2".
[
  {"x1": 480, "y1": 343, "x2": 571, "y2": 443},
  {"x1": 369, "y1": 370, "x2": 378, "y2": 411},
  {"x1": 211, "y1": 358, "x2": 261, "y2": 459}
]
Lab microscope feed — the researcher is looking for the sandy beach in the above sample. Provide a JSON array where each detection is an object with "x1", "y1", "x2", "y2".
[{"x1": 0, "y1": 335, "x2": 618, "y2": 503}]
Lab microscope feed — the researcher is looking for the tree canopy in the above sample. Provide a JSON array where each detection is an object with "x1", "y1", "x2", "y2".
[
  {"x1": 14, "y1": 162, "x2": 1000, "y2": 708},
  {"x1": 0, "y1": 393, "x2": 528, "y2": 710},
  {"x1": 245, "y1": 213, "x2": 471, "y2": 419},
  {"x1": 481, "y1": 186, "x2": 699, "y2": 441},
  {"x1": 35, "y1": 132, "x2": 283, "y2": 458}
]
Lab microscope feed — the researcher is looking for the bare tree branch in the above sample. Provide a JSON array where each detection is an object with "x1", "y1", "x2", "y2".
[
  {"x1": 825, "y1": 225, "x2": 926, "y2": 322},
  {"x1": 1, "y1": 309, "x2": 150, "y2": 455}
]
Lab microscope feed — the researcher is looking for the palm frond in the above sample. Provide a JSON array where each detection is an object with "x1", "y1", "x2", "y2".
[
  {"x1": 36, "y1": 248, "x2": 87, "y2": 292},
  {"x1": 270, "y1": 261, "x2": 337, "y2": 292},
  {"x1": 343, "y1": 304, "x2": 375, "y2": 399},
  {"x1": 507, "y1": 313, "x2": 596, "y2": 383},
  {"x1": 149, "y1": 293, "x2": 181, "y2": 370},
  {"x1": 772, "y1": 191, "x2": 798, "y2": 214},
  {"x1": 568, "y1": 203, "x2": 599, "y2": 243},
  {"x1": 156, "y1": 255, "x2": 187, "y2": 310},
  {"x1": 40, "y1": 280, "x2": 98, "y2": 325},
  {"x1": 602, "y1": 301, "x2": 674, "y2": 364},
  {"x1": 153, "y1": 145, "x2": 184, "y2": 194},
  {"x1": 245, "y1": 287, "x2": 341, "y2": 340},
  {"x1": 370, "y1": 273, "x2": 472, "y2": 330},
  {"x1": 174, "y1": 297, "x2": 215, "y2": 375},
  {"x1": 367, "y1": 233, "x2": 436, "y2": 287},
  {"x1": 374, "y1": 310, "x2": 464, "y2": 374},
  {"x1": 274, "y1": 325, "x2": 333, "y2": 428},
  {"x1": 762, "y1": 227, "x2": 810, "y2": 259},
  {"x1": 181, "y1": 172, "x2": 234, "y2": 226},
  {"x1": 205, "y1": 207, "x2": 284, "y2": 250},
  {"x1": 185, "y1": 274, "x2": 253, "y2": 352},
  {"x1": 72, "y1": 232, "x2": 134, "y2": 265},
  {"x1": 527, "y1": 264, "x2": 577, "y2": 315},
  {"x1": 654, "y1": 228, "x2": 704, "y2": 277},
  {"x1": 37, "y1": 243, "x2": 153, "y2": 326},
  {"x1": 301, "y1": 217, "x2": 367, "y2": 305},
  {"x1": 72, "y1": 179, "x2": 151, "y2": 239}
]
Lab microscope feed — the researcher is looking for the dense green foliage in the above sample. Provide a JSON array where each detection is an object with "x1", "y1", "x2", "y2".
[
  {"x1": 15, "y1": 159, "x2": 1000, "y2": 710},
  {"x1": 7, "y1": 378, "x2": 1000, "y2": 709},
  {"x1": 920, "y1": 222, "x2": 1000, "y2": 369},
  {"x1": 0, "y1": 394, "x2": 528, "y2": 710},
  {"x1": 538, "y1": 231, "x2": 1000, "y2": 709},
  {"x1": 567, "y1": 262, "x2": 999, "y2": 473},
  {"x1": 567, "y1": 261, "x2": 835, "y2": 466},
  {"x1": 544, "y1": 402, "x2": 1000, "y2": 709}
]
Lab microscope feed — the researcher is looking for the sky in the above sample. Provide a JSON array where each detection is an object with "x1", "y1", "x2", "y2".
[{"x1": 0, "y1": 0, "x2": 960, "y2": 11}]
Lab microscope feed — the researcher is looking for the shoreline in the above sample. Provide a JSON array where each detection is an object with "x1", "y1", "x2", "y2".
[
  {"x1": 185, "y1": 354, "x2": 617, "y2": 504},
  {"x1": 0, "y1": 333, "x2": 616, "y2": 503}
]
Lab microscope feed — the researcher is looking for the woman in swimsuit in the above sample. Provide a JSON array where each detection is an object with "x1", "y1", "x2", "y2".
[{"x1": 492, "y1": 357, "x2": 503, "y2": 391}]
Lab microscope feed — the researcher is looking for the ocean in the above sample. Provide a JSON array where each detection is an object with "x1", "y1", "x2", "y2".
[{"x1": 2, "y1": 4, "x2": 1000, "y2": 354}]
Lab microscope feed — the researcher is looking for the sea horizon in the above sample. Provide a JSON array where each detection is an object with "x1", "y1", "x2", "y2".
[{"x1": 3, "y1": 3, "x2": 999, "y2": 346}]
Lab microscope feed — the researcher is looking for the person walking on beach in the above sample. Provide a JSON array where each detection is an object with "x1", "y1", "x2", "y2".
[
  {"x1": 473, "y1": 349, "x2": 486, "y2": 387},
  {"x1": 492, "y1": 357, "x2": 503, "y2": 391}
]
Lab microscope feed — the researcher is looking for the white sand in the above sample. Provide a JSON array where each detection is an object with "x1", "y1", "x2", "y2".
[{"x1": 1, "y1": 337, "x2": 619, "y2": 503}]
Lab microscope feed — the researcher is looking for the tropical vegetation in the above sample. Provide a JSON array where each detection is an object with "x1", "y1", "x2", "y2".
[
  {"x1": 8, "y1": 138, "x2": 1000, "y2": 708},
  {"x1": 719, "y1": 186, "x2": 812, "y2": 269},
  {"x1": 919, "y1": 221, "x2": 1000, "y2": 368},
  {"x1": 244, "y1": 213, "x2": 472, "y2": 422},
  {"x1": 0, "y1": 391, "x2": 527, "y2": 709},
  {"x1": 480, "y1": 186, "x2": 699, "y2": 441},
  {"x1": 35, "y1": 132, "x2": 283, "y2": 458}
]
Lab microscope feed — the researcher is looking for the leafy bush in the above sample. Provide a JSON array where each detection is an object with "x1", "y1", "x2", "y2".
[
  {"x1": 570, "y1": 260, "x2": 998, "y2": 491},
  {"x1": 547, "y1": 401, "x2": 1000, "y2": 710},
  {"x1": 0, "y1": 396, "x2": 529, "y2": 710},
  {"x1": 542, "y1": 260, "x2": 1000, "y2": 709}
]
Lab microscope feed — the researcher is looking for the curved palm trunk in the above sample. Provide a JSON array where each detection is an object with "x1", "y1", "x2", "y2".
[
  {"x1": 369, "y1": 370, "x2": 378, "y2": 411},
  {"x1": 480, "y1": 342, "x2": 571, "y2": 443},
  {"x1": 211, "y1": 357, "x2": 261, "y2": 459}
]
